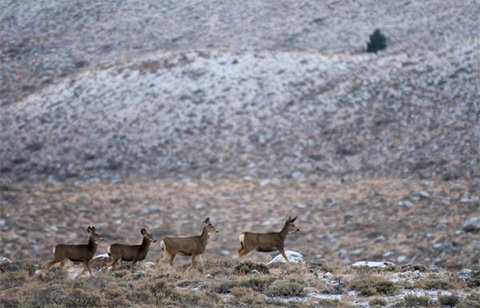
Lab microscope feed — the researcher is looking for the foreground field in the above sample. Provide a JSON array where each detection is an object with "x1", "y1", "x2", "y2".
[{"x1": 1, "y1": 259, "x2": 480, "y2": 307}]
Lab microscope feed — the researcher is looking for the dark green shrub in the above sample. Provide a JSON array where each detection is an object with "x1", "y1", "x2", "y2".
[{"x1": 367, "y1": 29, "x2": 387, "y2": 53}]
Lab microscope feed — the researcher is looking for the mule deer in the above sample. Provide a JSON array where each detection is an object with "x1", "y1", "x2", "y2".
[
  {"x1": 156, "y1": 218, "x2": 219, "y2": 269},
  {"x1": 105, "y1": 228, "x2": 156, "y2": 272},
  {"x1": 238, "y1": 216, "x2": 299, "y2": 263},
  {"x1": 46, "y1": 226, "x2": 103, "y2": 276}
]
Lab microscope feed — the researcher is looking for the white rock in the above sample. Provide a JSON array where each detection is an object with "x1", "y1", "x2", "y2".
[
  {"x1": 269, "y1": 250, "x2": 305, "y2": 265},
  {"x1": 0, "y1": 256, "x2": 12, "y2": 264},
  {"x1": 462, "y1": 216, "x2": 480, "y2": 232},
  {"x1": 352, "y1": 261, "x2": 395, "y2": 268}
]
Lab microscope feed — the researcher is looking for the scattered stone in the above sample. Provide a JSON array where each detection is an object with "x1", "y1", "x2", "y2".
[
  {"x1": 411, "y1": 191, "x2": 430, "y2": 202},
  {"x1": 460, "y1": 194, "x2": 479, "y2": 203},
  {"x1": 290, "y1": 171, "x2": 305, "y2": 182},
  {"x1": 398, "y1": 200, "x2": 413, "y2": 207},
  {"x1": 461, "y1": 216, "x2": 480, "y2": 232},
  {"x1": 458, "y1": 269, "x2": 473, "y2": 282},
  {"x1": 139, "y1": 205, "x2": 165, "y2": 215}
]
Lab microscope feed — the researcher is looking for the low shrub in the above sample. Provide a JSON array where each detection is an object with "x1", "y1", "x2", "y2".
[
  {"x1": 266, "y1": 280, "x2": 305, "y2": 297},
  {"x1": 0, "y1": 269, "x2": 28, "y2": 288},
  {"x1": 369, "y1": 297, "x2": 388, "y2": 306},
  {"x1": 349, "y1": 276, "x2": 397, "y2": 296},
  {"x1": 403, "y1": 295, "x2": 433, "y2": 307},
  {"x1": 414, "y1": 278, "x2": 454, "y2": 290},
  {"x1": 438, "y1": 294, "x2": 460, "y2": 307},
  {"x1": 466, "y1": 270, "x2": 480, "y2": 287},
  {"x1": 231, "y1": 287, "x2": 264, "y2": 305},
  {"x1": 233, "y1": 261, "x2": 269, "y2": 275},
  {"x1": 308, "y1": 259, "x2": 337, "y2": 273},
  {"x1": 457, "y1": 293, "x2": 480, "y2": 308}
]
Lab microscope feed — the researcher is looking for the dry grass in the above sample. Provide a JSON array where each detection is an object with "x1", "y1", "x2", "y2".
[{"x1": 0, "y1": 260, "x2": 478, "y2": 307}]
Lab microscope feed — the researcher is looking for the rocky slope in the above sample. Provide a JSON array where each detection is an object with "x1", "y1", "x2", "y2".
[{"x1": 1, "y1": 44, "x2": 479, "y2": 182}]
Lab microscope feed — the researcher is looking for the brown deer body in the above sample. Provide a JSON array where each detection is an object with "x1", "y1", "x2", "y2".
[
  {"x1": 156, "y1": 218, "x2": 218, "y2": 269},
  {"x1": 106, "y1": 228, "x2": 156, "y2": 272},
  {"x1": 238, "y1": 216, "x2": 299, "y2": 263},
  {"x1": 46, "y1": 226, "x2": 103, "y2": 276}
]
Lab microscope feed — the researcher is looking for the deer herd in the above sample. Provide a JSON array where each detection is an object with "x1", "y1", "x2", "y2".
[{"x1": 46, "y1": 216, "x2": 300, "y2": 275}]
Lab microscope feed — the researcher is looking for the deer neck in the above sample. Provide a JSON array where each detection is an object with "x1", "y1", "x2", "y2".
[
  {"x1": 88, "y1": 236, "x2": 98, "y2": 253},
  {"x1": 200, "y1": 227, "x2": 210, "y2": 245},
  {"x1": 140, "y1": 237, "x2": 151, "y2": 250},
  {"x1": 279, "y1": 224, "x2": 289, "y2": 241}
]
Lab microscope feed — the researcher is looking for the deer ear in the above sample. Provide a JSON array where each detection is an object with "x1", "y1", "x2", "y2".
[
  {"x1": 204, "y1": 218, "x2": 210, "y2": 224},
  {"x1": 141, "y1": 228, "x2": 147, "y2": 235},
  {"x1": 291, "y1": 216, "x2": 297, "y2": 223},
  {"x1": 286, "y1": 216, "x2": 292, "y2": 223},
  {"x1": 87, "y1": 226, "x2": 93, "y2": 233}
]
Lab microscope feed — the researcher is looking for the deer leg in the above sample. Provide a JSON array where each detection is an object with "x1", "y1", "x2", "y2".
[
  {"x1": 190, "y1": 254, "x2": 197, "y2": 269},
  {"x1": 84, "y1": 261, "x2": 93, "y2": 276},
  {"x1": 238, "y1": 247, "x2": 252, "y2": 258},
  {"x1": 168, "y1": 254, "x2": 177, "y2": 270},
  {"x1": 131, "y1": 260, "x2": 136, "y2": 272},
  {"x1": 59, "y1": 260, "x2": 67, "y2": 271},
  {"x1": 104, "y1": 256, "x2": 112, "y2": 271},
  {"x1": 46, "y1": 260, "x2": 59, "y2": 271},
  {"x1": 198, "y1": 255, "x2": 205, "y2": 268},
  {"x1": 279, "y1": 249, "x2": 290, "y2": 263}
]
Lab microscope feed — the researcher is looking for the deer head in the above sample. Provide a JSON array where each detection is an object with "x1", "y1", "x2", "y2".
[
  {"x1": 141, "y1": 228, "x2": 157, "y2": 243},
  {"x1": 204, "y1": 217, "x2": 219, "y2": 233},
  {"x1": 88, "y1": 226, "x2": 103, "y2": 243},
  {"x1": 285, "y1": 216, "x2": 300, "y2": 233}
]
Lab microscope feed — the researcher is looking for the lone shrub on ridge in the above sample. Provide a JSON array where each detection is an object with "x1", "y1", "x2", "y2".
[{"x1": 367, "y1": 29, "x2": 387, "y2": 53}]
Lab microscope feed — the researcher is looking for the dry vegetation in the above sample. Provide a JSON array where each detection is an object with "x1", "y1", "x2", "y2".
[{"x1": 1, "y1": 259, "x2": 479, "y2": 307}]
